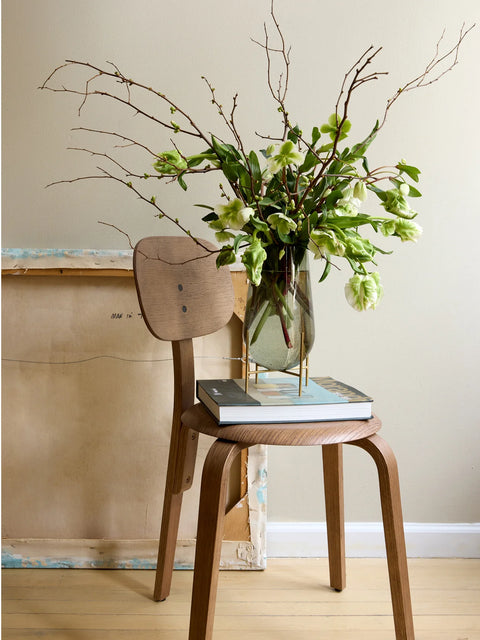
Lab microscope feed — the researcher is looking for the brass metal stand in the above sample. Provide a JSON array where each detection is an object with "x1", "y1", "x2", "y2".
[{"x1": 244, "y1": 328, "x2": 309, "y2": 396}]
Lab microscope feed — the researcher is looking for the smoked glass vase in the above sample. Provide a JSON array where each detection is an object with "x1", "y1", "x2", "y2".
[{"x1": 243, "y1": 247, "x2": 315, "y2": 372}]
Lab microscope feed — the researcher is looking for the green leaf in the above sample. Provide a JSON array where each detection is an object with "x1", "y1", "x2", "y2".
[
  {"x1": 238, "y1": 164, "x2": 254, "y2": 195},
  {"x1": 216, "y1": 246, "x2": 236, "y2": 267},
  {"x1": 371, "y1": 243, "x2": 393, "y2": 255},
  {"x1": 201, "y1": 211, "x2": 217, "y2": 222},
  {"x1": 277, "y1": 229, "x2": 294, "y2": 244},
  {"x1": 221, "y1": 161, "x2": 240, "y2": 181},
  {"x1": 328, "y1": 215, "x2": 379, "y2": 230},
  {"x1": 324, "y1": 189, "x2": 344, "y2": 208},
  {"x1": 346, "y1": 256, "x2": 369, "y2": 274},
  {"x1": 195, "y1": 203, "x2": 215, "y2": 210},
  {"x1": 233, "y1": 234, "x2": 250, "y2": 252},
  {"x1": 177, "y1": 172, "x2": 188, "y2": 191},
  {"x1": 397, "y1": 162, "x2": 421, "y2": 183},
  {"x1": 248, "y1": 150, "x2": 262, "y2": 182},
  {"x1": 298, "y1": 151, "x2": 318, "y2": 174},
  {"x1": 187, "y1": 155, "x2": 206, "y2": 168},
  {"x1": 318, "y1": 142, "x2": 334, "y2": 153},
  {"x1": 288, "y1": 125, "x2": 302, "y2": 144},
  {"x1": 249, "y1": 216, "x2": 269, "y2": 234},
  {"x1": 210, "y1": 136, "x2": 241, "y2": 162},
  {"x1": 368, "y1": 184, "x2": 387, "y2": 202},
  {"x1": 318, "y1": 259, "x2": 331, "y2": 283},
  {"x1": 407, "y1": 184, "x2": 422, "y2": 198},
  {"x1": 257, "y1": 196, "x2": 279, "y2": 207},
  {"x1": 312, "y1": 126, "x2": 321, "y2": 146}
]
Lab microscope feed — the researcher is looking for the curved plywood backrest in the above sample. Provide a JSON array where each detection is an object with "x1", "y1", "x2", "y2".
[{"x1": 133, "y1": 236, "x2": 235, "y2": 342}]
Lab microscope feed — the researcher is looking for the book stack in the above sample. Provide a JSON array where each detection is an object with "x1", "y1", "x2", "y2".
[{"x1": 196, "y1": 374, "x2": 373, "y2": 425}]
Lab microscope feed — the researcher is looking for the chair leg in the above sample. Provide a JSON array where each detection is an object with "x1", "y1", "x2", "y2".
[
  {"x1": 322, "y1": 443, "x2": 346, "y2": 591},
  {"x1": 350, "y1": 434, "x2": 415, "y2": 640},
  {"x1": 153, "y1": 424, "x2": 199, "y2": 602},
  {"x1": 189, "y1": 440, "x2": 248, "y2": 640}
]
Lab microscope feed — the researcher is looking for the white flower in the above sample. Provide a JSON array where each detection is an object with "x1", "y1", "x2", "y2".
[
  {"x1": 336, "y1": 186, "x2": 362, "y2": 216},
  {"x1": 308, "y1": 229, "x2": 345, "y2": 259},
  {"x1": 214, "y1": 199, "x2": 253, "y2": 230},
  {"x1": 393, "y1": 218, "x2": 423, "y2": 242},
  {"x1": 267, "y1": 212, "x2": 297, "y2": 235},
  {"x1": 353, "y1": 181, "x2": 368, "y2": 202},
  {"x1": 345, "y1": 272, "x2": 383, "y2": 311}
]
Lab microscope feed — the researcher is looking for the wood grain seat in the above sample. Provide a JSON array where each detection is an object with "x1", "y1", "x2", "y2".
[
  {"x1": 133, "y1": 236, "x2": 415, "y2": 640},
  {"x1": 182, "y1": 403, "x2": 382, "y2": 446}
]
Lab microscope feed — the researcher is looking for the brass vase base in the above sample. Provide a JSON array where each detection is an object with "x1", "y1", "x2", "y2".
[{"x1": 244, "y1": 328, "x2": 309, "y2": 396}]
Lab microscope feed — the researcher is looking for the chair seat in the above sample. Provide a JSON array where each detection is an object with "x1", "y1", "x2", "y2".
[{"x1": 182, "y1": 403, "x2": 382, "y2": 446}]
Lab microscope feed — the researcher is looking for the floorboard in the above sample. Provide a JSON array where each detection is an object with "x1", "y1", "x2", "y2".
[{"x1": 2, "y1": 558, "x2": 480, "y2": 639}]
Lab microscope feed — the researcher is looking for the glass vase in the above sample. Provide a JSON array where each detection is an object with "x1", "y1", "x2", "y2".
[{"x1": 243, "y1": 247, "x2": 315, "y2": 372}]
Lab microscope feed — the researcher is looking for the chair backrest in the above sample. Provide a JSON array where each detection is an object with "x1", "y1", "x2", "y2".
[{"x1": 133, "y1": 236, "x2": 234, "y2": 342}]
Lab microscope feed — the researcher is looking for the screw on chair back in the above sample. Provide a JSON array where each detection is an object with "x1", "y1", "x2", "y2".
[{"x1": 133, "y1": 236, "x2": 234, "y2": 342}]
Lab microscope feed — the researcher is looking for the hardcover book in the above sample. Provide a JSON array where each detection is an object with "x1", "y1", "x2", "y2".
[{"x1": 196, "y1": 375, "x2": 373, "y2": 424}]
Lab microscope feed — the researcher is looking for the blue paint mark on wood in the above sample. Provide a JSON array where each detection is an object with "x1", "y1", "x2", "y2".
[
  {"x1": 1, "y1": 249, "x2": 133, "y2": 260},
  {"x1": 1, "y1": 550, "x2": 193, "y2": 570}
]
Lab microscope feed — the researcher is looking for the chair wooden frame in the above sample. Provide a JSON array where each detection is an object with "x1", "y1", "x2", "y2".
[{"x1": 134, "y1": 236, "x2": 415, "y2": 640}]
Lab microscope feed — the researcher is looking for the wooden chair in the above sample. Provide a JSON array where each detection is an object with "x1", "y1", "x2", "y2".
[{"x1": 133, "y1": 235, "x2": 415, "y2": 640}]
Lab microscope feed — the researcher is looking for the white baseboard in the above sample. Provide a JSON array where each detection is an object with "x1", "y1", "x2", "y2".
[{"x1": 266, "y1": 522, "x2": 480, "y2": 558}]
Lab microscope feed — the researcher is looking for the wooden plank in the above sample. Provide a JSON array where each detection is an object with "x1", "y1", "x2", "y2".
[
  {"x1": 2, "y1": 268, "x2": 132, "y2": 277},
  {"x1": 1, "y1": 538, "x2": 263, "y2": 571},
  {"x1": 3, "y1": 560, "x2": 479, "y2": 638}
]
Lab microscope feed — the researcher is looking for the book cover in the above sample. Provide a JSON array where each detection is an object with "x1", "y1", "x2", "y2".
[{"x1": 196, "y1": 375, "x2": 373, "y2": 424}]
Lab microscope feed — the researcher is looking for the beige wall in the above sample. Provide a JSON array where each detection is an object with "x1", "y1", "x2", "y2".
[{"x1": 2, "y1": 0, "x2": 480, "y2": 536}]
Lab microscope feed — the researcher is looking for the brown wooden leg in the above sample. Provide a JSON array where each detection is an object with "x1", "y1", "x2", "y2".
[
  {"x1": 189, "y1": 440, "x2": 248, "y2": 640},
  {"x1": 322, "y1": 443, "x2": 346, "y2": 591},
  {"x1": 350, "y1": 434, "x2": 415, "y2": 640},
  {"x1": 153, "y1": 424, "x2": 199, "y2": 602}
]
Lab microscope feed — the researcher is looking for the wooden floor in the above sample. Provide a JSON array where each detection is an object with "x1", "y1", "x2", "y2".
[{"x1": 2, "y1": 558, "x2": 480, "y2": 639}]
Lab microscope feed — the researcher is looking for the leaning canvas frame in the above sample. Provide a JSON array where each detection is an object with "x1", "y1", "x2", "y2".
[{"x1": 1, "y1": 249, "x2": 266, "y2": 570}]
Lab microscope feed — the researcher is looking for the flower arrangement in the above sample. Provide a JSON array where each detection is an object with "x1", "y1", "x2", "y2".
[{"x1": 41, "y1": 4, "x2": 473, "y2": 313}]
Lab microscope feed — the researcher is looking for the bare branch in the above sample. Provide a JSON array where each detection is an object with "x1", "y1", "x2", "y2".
[
  {"x1": 40, "y1": 59, "x2": 211, "y2": 143},
  {"x1": 379, "y1": 22, "x2": 475, "y2": 128},
  {"x1": 71, "y1": 127, "x2": 158, "y2": 157},
  {"x1": 98, "y1": 221, "x2": 136, "y2": 249},
  {"x1": 97, "y1": 220, "x2": 225, "y2": 266}
]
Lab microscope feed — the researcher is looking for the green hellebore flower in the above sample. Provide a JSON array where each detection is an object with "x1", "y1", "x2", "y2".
[
  {"x1": 241, "y1": 239, "x2": 267, "y2": 287},
  {"x1": 320, "y1": 113, "x2": 352, "y2": 141},
  {"x1": 345, "y1": 236, "x2": 375, "y2": 261},
  {"x1": 381, "y1": 219, "x2": 397, "y2": 237},
  {"x1": 382, "y1": 187, "x2": 417, "y2": 219},
  {"x1": 267, "y1": 140, "x2": 304, "y2": 174},
  {"x1": 214, "y1": 199, "x2": 254, "y2": 230},
  {"x1": 336, "y1": 186, "x2": 361, "y2": 216},
  {"x1": 345, "y1": 272, "x2": 383, "y2": 312},
  {"x1": 267, "y1": 212, "x2": 297, "y2": 235},
  {"x1": 265, "y1": 144, "x2": 276, "y2": 156},
  {"x1": 393, "y1": 218, "x2": 423, "y2": 242},
  {"x1": 336, "y1": 200, "x2": 359, "y2": 217},
  {"x1": 153, "y1": 150, "x2": 188, "y2": 175},
  {"x1": 353, "y1": 181, "x2": 368, "y2": 202},
  {"x1": 308, "y1": 229, "x2": 345, "y2": 259}
]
